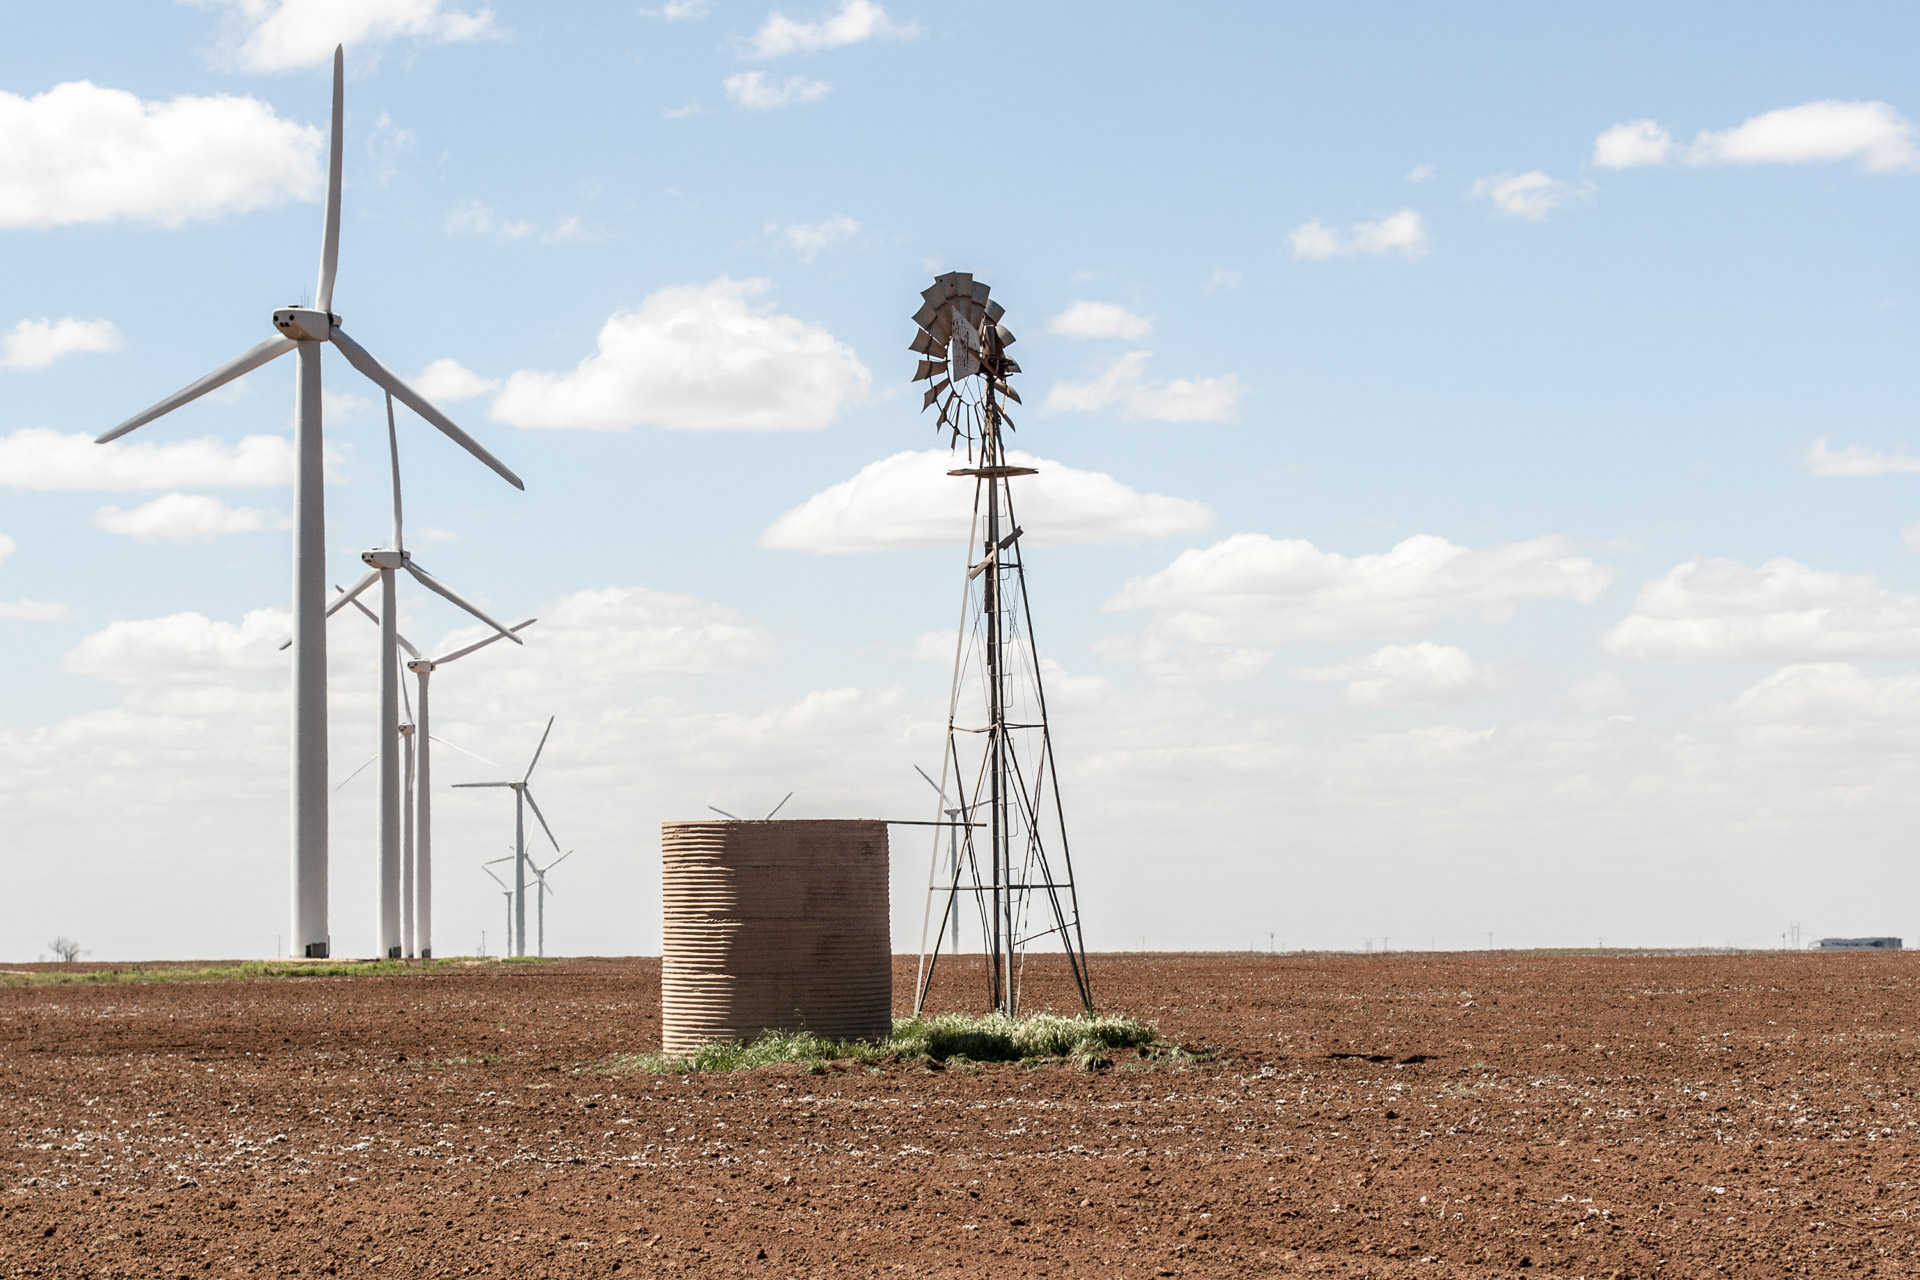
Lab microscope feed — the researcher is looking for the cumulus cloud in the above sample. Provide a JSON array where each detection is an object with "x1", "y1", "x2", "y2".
[
  {"x1": 1594, "y1": 101, "x2": 1920, "y2": 173},
  {"x1": 0, "y1": 82, "x2": 321, "y2": 229},
  {"x1": 1800, "y1": 436, "x2": 1920, "y2": 478},
  {"x1": 1288, "y1": 210, "x2": 1428, "y2": 261},
  {"x1": 1293, "y1": 642, "x2": 1494, "y2": 706},
  {"x1": 1, "y1": 317, "x2": 122, "y2": 370},
  {"x1": 0, "y1": 599, "x2": 68, "y2": 621},
  {"x1": 1046, "y1": 301, "x2": 1152, "y2": 340},
  {"x1": 92, "y1": 493, "x2": 279, "y2": 543},
  {"x1": 445, "y1": 200, "x2": 585, "y2": 244},
  {"x1": 1725, "y1": 662, "x2": 1920, "y2": 726},
  {"x1": 489, "y1": 278, "x2": 870, "y2": 431},
  {"x1": 64, "y1": 608, "x2": 291, "y2": 686},
  {"x1": 759, "y1": 448, "x2": 1215, "y2": 553},
  {"x1": 1601, "y1": 556, "x2": 1920, "y2": 663},
  {"x1": 743, "y1": 0, "x2": 916, "y2": 58},
  {"x1": 1404, "y1": 163, "x2": 1437, "y2": 183},
  {"x1": 413, "y1": 358, "x2": 500, "y2": 402},
  {"x1": 1103, "y1": 534, "x2": 1612, "y2": 682},
  {"x1": 642, "y1": 0, "x2": 710, "y2": 17},
  {"x1": 0, "y1": 429, "x2": 319, "y2": 491},
  {"x1": 1469, "y1": 170, "x2": 1592, "y2": 221},
  {"x1": 766, "y1": 214, "x2": 859, "y2": 260},
  {"x1": 723, "y1": 72, "x2": 830, "y2": 110},
  {"x1": 0, "y1": 534, "x2": 12, "y2": 566},
  {"x1": 1042, "y1": 351, "x2": 1239, "y2": 423},
  {"x1": 197, "y1": 0, "x2": 506, "y2": 73}
]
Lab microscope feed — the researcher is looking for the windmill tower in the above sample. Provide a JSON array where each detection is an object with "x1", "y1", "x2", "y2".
[{"x1": 908, "y1": 272, "x2": 1093, "y2": 1017}]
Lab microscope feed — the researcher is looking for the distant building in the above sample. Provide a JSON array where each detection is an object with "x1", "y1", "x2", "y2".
[{"x1": 1815, "y1": 937, "x2": 1903, "y2": 950}]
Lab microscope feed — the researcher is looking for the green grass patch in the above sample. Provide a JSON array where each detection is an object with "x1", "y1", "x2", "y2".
[
  {"x1": 0, "y1": 957, "x2": 520, "y2": 987},
  {"x1": 589, "y1": 1010, "x2": 1177, "y2": 1076}
]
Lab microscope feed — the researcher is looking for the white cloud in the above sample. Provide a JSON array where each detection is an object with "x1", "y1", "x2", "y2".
[
  {"x1": 1202, "y1": 267, "x2": 1240, "y2": 294},
  {"x1": 664, "y1": 100, "x2": 704, "y2": 119},
  {"x1": 1046, "y1": 301, "x2": 1152, "y2": 341},
  {"x1": 1602, "y1": 556, "x2": 1920, "y2": 663},
  {"x1": 1725, "y1": 662, "x2": 1920, "y2": 726},
  {"x1": 1594, "y1": 102, "x2": 1920, "y2": 173},
  {"x1": 1042, "y1": 351, "x2": 1240, "y2": 423},
  {"x1": 366, "y1": 111, "x2": 416, "y2": 184},
  {"x1": 413, "y1": 358, "x2": 500, "y2": 402},
  {"x1": 642, "y1": 0, "x2": 710, "y2": 17},
  {"x1": 1592, "y1": 119, "x2": 1674, "y2": 168},
  {"x1": 445, "y1": 200, "x2": 585, "y2": 244},
  {"x1": 0, "y1": 599, "x2": 67, "y2": 622},
  {"x1": 1288, "y1": 209, "x2": 1428, "y2": 261},
  {"x1": 0, "y1": 82, "x2": 321, "y2": 229},
  {"x1": 64, "y1": 608, "x2": 291, "y2": 686},
  {"x1": 1293, "y1": 642, "x2": 1494, "y2": 706},
  {"x1": 489, "y1": 278, "x2": 870, "y2": 432},
  {"x1": 743, "y1": 0, "x2": 917, "y2": 58},
  {"x1": 198, "y1": 0, "x2": 506, "y2": 73},
  {"x1": 92, "y1": 493, "x2": 279, "y2": 543},
  {"x1": 1902, "y1": 522, "x2": 1920, "y2": 553},
  {"x1": 1104, "y1": 533, "x2": 1612, "y2": 681},
  {"x1": 759, "y1": 448, "x2": 1215, "y2": 554},
  {"x1": 1800, "y1": 436, "x2": 1920, "y2": 478},
  {"x1": 0, "y1": 534, "x2": 12, "y2": 566},
  {"x1": 766, "y1": 214, "x2": 860, "y2": 260},
  {"x1": 1, "y1": 317, "x2": 122, "y2": 370},
  {"x1": 1557, "y1": 670, "x2": 1635, "y2": 715},
  {"x1": 723, "y1": 72, "x2": 830, "y2": 110},
  {"x1": 1404, "y1": 163, "x2": 1437, "y2": 183},
  {"x1": 1469, "y1": 170, "x2": 1592, "y2": 221},
  {"x1": 0, "y1": 429, "x2": 316, "y2": 491}
]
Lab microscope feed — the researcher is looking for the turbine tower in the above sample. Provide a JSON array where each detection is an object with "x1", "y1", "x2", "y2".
[
  {"x1": 97, "y1": 47, "x2": 523, "y2": 958},
  {"x1": 908, "y1": 272, "x2": 1093, "y2": 1017},
  {"x1": 455, "y1": 718, "x2": 561, "y2": 957}
]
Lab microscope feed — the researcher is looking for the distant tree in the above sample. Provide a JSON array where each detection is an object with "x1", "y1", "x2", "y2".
[{"x1": 47, "y1": 937, "x2": 86, "y2": 964}]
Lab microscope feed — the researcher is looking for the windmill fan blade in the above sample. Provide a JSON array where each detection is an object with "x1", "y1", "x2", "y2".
[
  {"x1": 523, "y1": 716, "x2": 554, "y2": 782},
  {"x1": 432, "y1": 617, "x2": 536, "y2": 666},
  {"x1": 911, "y1": 301, "x2": 938, "y2": 331},
  {"x1": 950, "y1": 272, "x2": 974, "y2": 296},
  {"x1": 909, "y1": 330, "x2": 940, "y2": 355},
  {"x1": 315, "y1": 45, "x2": 344, "y2": 314},
  {"x1": 922, "y1": 379, "x2": 949, "y2": 410},
  {"x1": 994, "y1": 324, "x2": 1016, "y2": 347},
  {"x1": 401, "y1": 561, "x2": 522, "y2": 644},
  {"x1": 913, "y1": 359, "x2": 948, "y2": 382},
  {"x1": 97, "y1": 335, "x2": 298, "y2": 443},
  {"x1": 985, "y1": 299, "x2": 1005, "y2": 324},
  {"x1": 330, "y1": 328, "x2": 525, "y2": 490},
  {"x1": 997, "y1": 382, "x2": 1022, "y2": 404},
  {"x1": 524, "y1": 788, "x2": 561, "y2": 851},
  {"x1": 1000, "y1": 358, "x2": 1022, "y2": 375},
  {"x1": 970, "y1": 280, "x2": 990, "y2": 306}
]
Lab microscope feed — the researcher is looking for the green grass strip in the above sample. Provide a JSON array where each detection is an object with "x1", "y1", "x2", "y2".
[{"x1": 0, "y1": 957, "x2": 520, "y2": 987}]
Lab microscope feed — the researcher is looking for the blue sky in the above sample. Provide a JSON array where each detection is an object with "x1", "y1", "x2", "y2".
[{"x1": 4, "y1": 2, "x2": 1920, "y2": 960}]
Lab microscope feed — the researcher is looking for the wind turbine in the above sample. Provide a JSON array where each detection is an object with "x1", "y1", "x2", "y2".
[
  {"x1": 326, "y1": 393, "x2": 524, "y2": 957},
  {"x1": 487, "y1": 849, "x2": 572, "y2": 958},
  {"x1": 337, "y1": 588, "x2": 533, "y2": 959},
  {"x1": 97, "y1": 47, "x2": 525, "y2": 959},
  {"x1": 480, "y1": 862, "x2": 514, "y2": 959},
  {"x1": 455, "y1": 718, "x2": 560, "y2": 957},
  {"x1": 917, "y1": 764, "x2": 975, "y2": 953}
]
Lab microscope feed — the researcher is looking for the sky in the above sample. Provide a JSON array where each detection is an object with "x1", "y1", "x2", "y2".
[{"x1": 3, "y1": 2, "x2": 1920, "y2": 961}]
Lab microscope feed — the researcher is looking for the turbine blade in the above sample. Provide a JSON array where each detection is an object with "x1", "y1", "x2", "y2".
[
  {"x1": 764, "y1": 791, "x2": 792, "y2": 820},
  {"x1": 346, "y1": 592, "x2": 380, "y2": 626},
  {"x1": 481, "y1": 864, "x2": 509, "y2": 891},
  {"x1": 400, "y1": 562, "x2": 523, "y2": 645},
  {"x1": 333, "y1": 754, "x2": 377, "y2": 792},
  {"x1": 451, "y1": 781, "x2": 515, "y2": 788},
  {"x1": 523, "y1": 788, "x2": 561, "y2": 852},
  {"x1": 546, "y1": 850, "x2": 574, "y2": 871},
  {"x1": 330, "y1": 327, "x2": 524, "y2": 489},
  {"x1": 432, "y1": 617, "x2": 536, "y2": 666},
  {"x1": 97, "y1": 335, "x2": 298, "y2": 443},
  {"x1": 483, "y1": 855, "x2": 513, "y2": 865},
  {"x1": 427, "y1": 735, "x2": 499, "y2": 768},
  {"x1": 316, "y1": 45, "x2": 344, "y2": 313},
  {"x1": 385, "y1": 393, "x2": 404, "y2": 552},
  {"x1": 522, "y1": 716, "x2": 554, "y2": 783},
  {"x1": 325, "y1": 569, "x2": 382, "y2": 619},
  {"x1": 707, "y1": 805, "x2": 740, "y2": 820},
  {"x1": 914, "y1": 764, "x2": 946, "y2": 800},
  {"x1": 393, "y1": 630, "x2": 421, "y2": 660}
]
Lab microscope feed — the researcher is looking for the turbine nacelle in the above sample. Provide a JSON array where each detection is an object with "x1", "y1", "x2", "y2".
[
  {"x1": 273, "y1": 308, "x2": 336, "y2": 342},
  {"x1": 362, "y1": 548, "x2": 411, "y2": 570}
]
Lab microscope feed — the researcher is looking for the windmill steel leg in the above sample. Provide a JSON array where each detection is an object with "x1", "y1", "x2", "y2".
[
  {"x1": 291, "y1": 340, "x2": 330, "y2": 959},
  {"x1": 377, "y1": 570, "x2": 402, "y2": 959},
  {"x1": 514, "y1": 791, "x2": 527, "y2": 958},
  {"x1": 415, "y1": 671, "x2": 432, "y2": 959},
  {"x1": 401, "y1": 728, "x2": 415, "y2": 958}
]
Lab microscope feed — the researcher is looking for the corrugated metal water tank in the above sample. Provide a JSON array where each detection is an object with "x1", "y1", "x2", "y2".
[{"x1": 661, "y1": 819, "x2": 891, "y2": 1052}]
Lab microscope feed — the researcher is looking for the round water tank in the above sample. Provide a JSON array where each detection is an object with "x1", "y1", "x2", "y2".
[{"x1": 661, "y1": 819, "x2": 891, "y2": 1052}]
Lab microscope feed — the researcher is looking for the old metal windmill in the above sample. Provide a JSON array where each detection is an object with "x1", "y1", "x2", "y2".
[{"x1": 909, "y1": 272, "x2": 1093, "y2": 1017}]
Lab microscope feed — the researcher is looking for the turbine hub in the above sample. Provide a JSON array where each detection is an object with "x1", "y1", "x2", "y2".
[
  {"x1": 273, "y1": 307, "x2": 335, "y2": 341},
  {"x1": 362, "y1": 548, "x2": 410, "y2": 569}
]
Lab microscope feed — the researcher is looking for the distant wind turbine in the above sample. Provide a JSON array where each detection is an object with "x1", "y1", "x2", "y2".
[
  {"x1": 487, "y1": 849, "x2": 573, "y2": 958},
  {"x1": 455, "y1": 718, "x2": 561, "y2": 957},
  {"x1": 97, "y1": 47, "x2": 524, "y2": 959}
]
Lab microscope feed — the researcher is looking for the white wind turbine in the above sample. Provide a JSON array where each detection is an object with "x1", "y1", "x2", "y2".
[
  {"x1": 325, "y1": 393, "x2": 524, "y2": 957},
  {"x1": 486, "y1": 849, "x2": 572, "y2": 958},
  {"x1": 455, "y1": 718, "x2": 561, "y2": 958},
  {"x1": 480, "y1": 862, "x2": 514, "y2": 959},
  {"x1": 336, "y1": 585, "x2": 535, "y2": 959},
  {"x1": 97, "y1": 47, "x2": 524, "y2": 959}
]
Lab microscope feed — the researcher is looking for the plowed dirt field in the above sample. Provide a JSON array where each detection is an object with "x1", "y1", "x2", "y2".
[{"x1": 2, "y1": 952, "x2": 1915, "y2": 1278}]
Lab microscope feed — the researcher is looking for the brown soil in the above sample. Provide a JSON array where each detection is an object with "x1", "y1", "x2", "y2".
[{"x1": 2, "y1": 951, "x2": 1915, "y2": 1277}]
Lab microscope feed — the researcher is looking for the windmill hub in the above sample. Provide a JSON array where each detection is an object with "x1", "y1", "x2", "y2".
[
  {"x1": 361, "y1": 548, "x2": 411, "y2": 570},
  {"x1": 272, "y1": 307, "x2": 335, "y2": 341}
]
